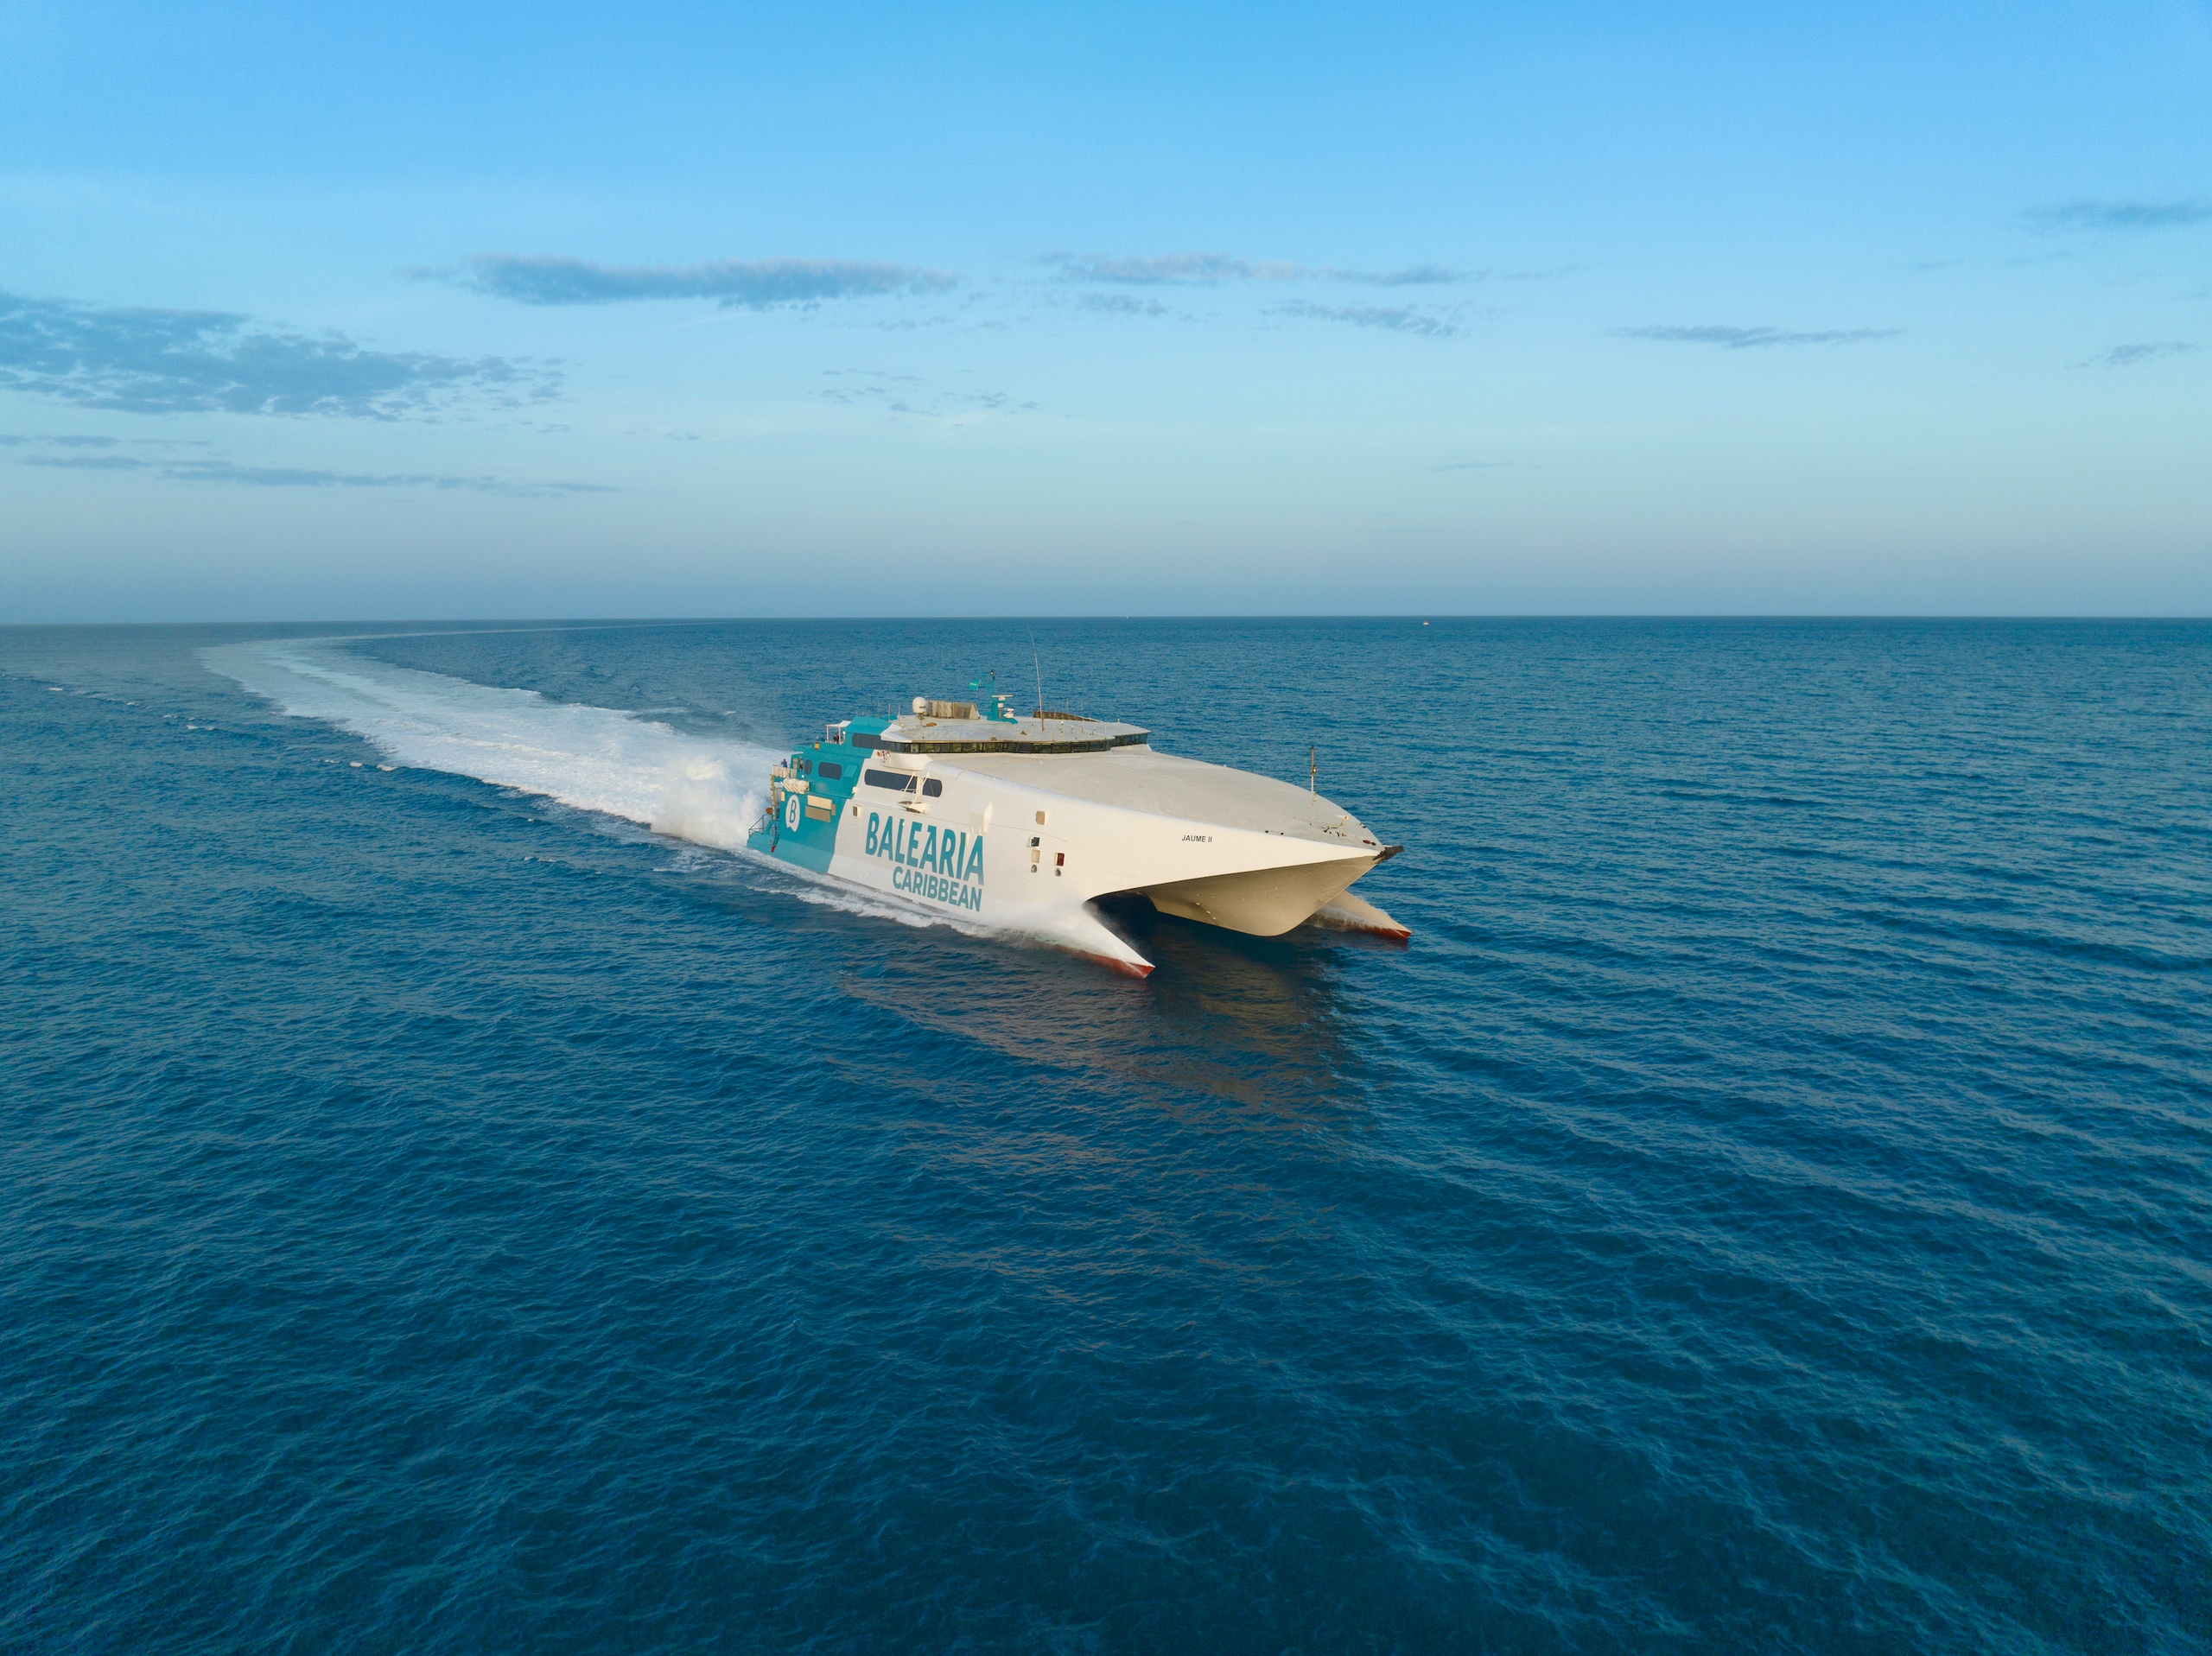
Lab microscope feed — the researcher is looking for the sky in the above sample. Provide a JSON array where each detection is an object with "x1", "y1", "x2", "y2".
[{"x1": 2, "y1": 0, "x2": 2209, "y2": 620}]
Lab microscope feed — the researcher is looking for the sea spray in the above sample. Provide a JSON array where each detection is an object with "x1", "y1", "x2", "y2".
[
  {"x1": 204, "y1": 636, "x2": 988, "y2": 936},
  {"x1": 651, "y1": 757, "x2": 762, "y2": 852},
  {"x1": 205, "y1": 638, "x2": 777, "y2": 833}
]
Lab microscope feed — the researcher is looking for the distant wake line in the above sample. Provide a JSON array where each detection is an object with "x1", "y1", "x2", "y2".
[{"x1": 203, "y1": 638, "x2": 775, "y2": 853}]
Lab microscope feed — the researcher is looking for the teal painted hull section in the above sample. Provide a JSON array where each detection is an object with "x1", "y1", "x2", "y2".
[
  {"x1": 749, "y1": 723, "x2": 873, "y2": 876},
  {"x1": 752, "y1": 827, "x2": 836, "y2": 879}
]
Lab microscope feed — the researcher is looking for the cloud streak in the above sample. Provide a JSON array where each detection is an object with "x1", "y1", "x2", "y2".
[
  {"x1": 1277, "y1": 301, "x2": 1462, "y2": 339},
  {"x1": 1077, "y1": 293, "x2": 1169, "y2": 317},
  {"x1": 461, "y1": 255, "x2": 957, "y2": 308},
  {"x1": 13, "y1": 436, "x2": 606, "y2": 494},
  {"x1": 1618, "y1": 324, "x2": 1902, "y2": 349},
  {"x1": 817, "y1": 368, "x2": 1034, "y2": 419},
  {"x1": 2092, "y1": 341, "x2": 2194, "y2": 367},
  {"x1": 2026, "y1": 200, "x2": 2212, "y2": 232},
  {"x1": 1046, "y1": 251, "x2": 1470, "y2": 287},
  {"x1": 27, "y1": 453, "x2": 146, "y2": 470},
  {"x1": 0, "y1": 290, "x2": 557, "y2": 419}
]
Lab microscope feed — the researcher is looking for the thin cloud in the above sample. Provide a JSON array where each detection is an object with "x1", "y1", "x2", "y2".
[
  {"x1": 461, "y1": 254, "x2": 957, "y2": 308},
  {"x1": 1278, "y1": 301, "x2": 1462, "y2": 339},
  {"x1": 817, "y1": 369, "x2": 1033, "y2": 418},
  {"x1": 1077, "y1": 294, "x2": 1169, "y2": 317},
  {"x1": 1049, "y1": 252, "x2": 1291, "y2": 284},
  {"x1": 1618, "y1": 325, "x2": 1902, "y2": 349},
  {"x1": 0, "y1": 428, "x2": 213, "y2": 448},
  {"x1": 1364, "y1": 265, "x2": 1465, "y2": 286},
  {"x1": 0, "y1": 432, "x2": 213, "y2": 448},
  {"x1": 2025, "y1": 200, "x2": 2212, "y2": 232},
  {"x1": 161, "y1": 460, "x2": 613, "y2": 493},
  {"x1": 1045, "y1": 251, "x2": 1473, "y2": 287},
  {"x1": 0, "y1": 289, "x2": 558, "y2": 419},
  {"x1": 2092, "y1": 342, "x2": 2194, "y2": 367},
  {"x1": 16, "y1": 440, "x2": 607, "y2": 494}
]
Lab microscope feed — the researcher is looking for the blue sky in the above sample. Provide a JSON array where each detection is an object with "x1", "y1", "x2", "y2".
[{"x1": 3, "y1": 0, "x2": 2208, "y2": 619}]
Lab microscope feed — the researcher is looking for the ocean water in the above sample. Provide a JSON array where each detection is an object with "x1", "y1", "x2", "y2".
[{"x1": 3, "y1": 618, "x2": 2207, "y2": 1654}]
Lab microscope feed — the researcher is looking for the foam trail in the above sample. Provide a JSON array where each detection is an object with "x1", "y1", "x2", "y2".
[
  {"x1": 205, "y1": 638, "x2": 1117, "y2": 962},
  {"x1": 204, "y1": 638, "x2": 773, "y2": 850}
]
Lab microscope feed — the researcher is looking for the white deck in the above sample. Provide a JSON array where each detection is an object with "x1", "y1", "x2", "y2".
[{"x1": 942, "y1": 745, "x2": 1383, "y2": 852}]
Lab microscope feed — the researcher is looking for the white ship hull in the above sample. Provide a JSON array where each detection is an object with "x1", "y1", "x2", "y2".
[{"x1": 753, "y1": 720, "x2": 1404, "y2": 976}]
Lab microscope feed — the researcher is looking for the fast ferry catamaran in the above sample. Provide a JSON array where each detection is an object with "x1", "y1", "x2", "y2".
[{"x1": 745, "y1": 688, "x2": 1406, "y2": 975}]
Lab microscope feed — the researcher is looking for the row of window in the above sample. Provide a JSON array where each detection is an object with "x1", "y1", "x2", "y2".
[
  {"x1": 865, "y1": 770, "x2": 943, "y2": 796},
  {"x1": 798, "y1": 757, "x2": 958, "y2": 796}
]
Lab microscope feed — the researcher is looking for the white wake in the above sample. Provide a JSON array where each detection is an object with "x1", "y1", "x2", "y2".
[
  {"x1": 204, "y1": 637, "x2": 1142, "y2": 964},
  {"x1": 203, "y1": 637, "x2": 774, "y2": 852}
]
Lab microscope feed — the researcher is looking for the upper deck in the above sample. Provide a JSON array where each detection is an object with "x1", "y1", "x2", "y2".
[{"x1": 841, "y1": 696, "x2": 1149, "y2": 757}]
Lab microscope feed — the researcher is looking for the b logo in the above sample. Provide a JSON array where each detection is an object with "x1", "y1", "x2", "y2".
[{"x1": 785, "y1": 793, "x2": 803, "y2": 831}]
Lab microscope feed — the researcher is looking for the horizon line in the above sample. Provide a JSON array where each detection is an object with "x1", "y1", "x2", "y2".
[{"x1": 7, "y1": 613, "x2": 2211, "y2": 631}]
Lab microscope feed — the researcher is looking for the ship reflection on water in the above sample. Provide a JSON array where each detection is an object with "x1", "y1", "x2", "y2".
[{"x1": 842, "y1": 896, "x2": 1395, "y2": 1120}]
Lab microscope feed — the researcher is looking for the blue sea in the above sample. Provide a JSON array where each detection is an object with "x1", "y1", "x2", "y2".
[{"x1": 4, "y1": 619, "x2": 2207, "y2": 1654}]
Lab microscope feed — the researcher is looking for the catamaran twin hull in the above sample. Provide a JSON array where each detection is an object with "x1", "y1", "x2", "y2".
[{"x1": 745, "y1": 696, "x2": 1406, "y2": 976}]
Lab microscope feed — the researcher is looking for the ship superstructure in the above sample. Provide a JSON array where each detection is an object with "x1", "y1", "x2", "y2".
[{"x1": 745, "y1": 692, "x2": 1405, "y2": 974}]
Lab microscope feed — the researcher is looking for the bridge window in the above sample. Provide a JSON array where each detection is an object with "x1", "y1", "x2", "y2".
[
  {"x1": 922, "y1": 778, "x2": 943, "y2": 797},
  {"x1": 817, "y1": 761, "x2": 843, "y2": 780}
]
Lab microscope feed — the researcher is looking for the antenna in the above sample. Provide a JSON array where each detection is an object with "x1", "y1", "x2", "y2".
[
  {"x1": 1031, "y1": 632, "x2": 1045, "y2": 718},
  {"x1": 1309, "y1": 746, "x2": 1317, "y2": 823}
]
